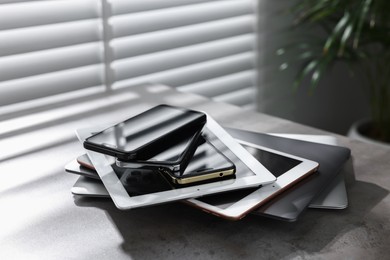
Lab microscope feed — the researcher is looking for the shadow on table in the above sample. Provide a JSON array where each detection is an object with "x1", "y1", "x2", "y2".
[{"x1": 73, "y1": 158, "x2": 388, "y2": 259}]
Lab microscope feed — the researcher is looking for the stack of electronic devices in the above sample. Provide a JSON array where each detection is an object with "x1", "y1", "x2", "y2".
[{"x1": 66, "y1": 104, "x2": 351, "y2": 221}]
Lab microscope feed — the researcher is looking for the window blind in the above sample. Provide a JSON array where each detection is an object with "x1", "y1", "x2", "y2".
[
  {"x1": 108, "y1": 0, "x2": 258, "y2": 107},
  {"x1": 0, "y1": 0, "x2": 104, "y2": 112},
  {"x1": 0, "y1": 0, "x2": 258, "y2": 117}
]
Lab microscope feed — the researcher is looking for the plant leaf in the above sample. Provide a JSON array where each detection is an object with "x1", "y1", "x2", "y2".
[
  {"x1": 293, "y1": 60, "x2": 319, "y2": 90},
  {"x1": 353, "y1": 0, "x2": 372, "y2": 49},
  {"x1": 323, "y1": 12, "x2": 350, "y2": 54},
  {"x1": 339, "y1": 23, "x2": 354, "y2": 55},
  {"x1": 309, "y1": 56, "x2": 332, "y2": 91}
]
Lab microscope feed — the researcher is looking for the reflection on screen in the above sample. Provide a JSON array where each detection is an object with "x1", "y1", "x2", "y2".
[
  {"x1": 242, "y1": 144, "x2": 301, "y2": 177},
  {"x1": 87, "y1": 105, "x2": 203, "y2": 157},
  {"x1": 173, "y1": 137, "x2": 233, "y2": 178},
  {"x1": 146, "y1": 129, "x2": 201, "y2": 163},
  {"x1": 112, "y1": 165, "x2": 172, "y2": 196}
]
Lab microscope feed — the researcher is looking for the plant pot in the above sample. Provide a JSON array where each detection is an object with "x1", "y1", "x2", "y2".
[{"x1": 347, "y1": 118, "x2": 390, "y2": 148}]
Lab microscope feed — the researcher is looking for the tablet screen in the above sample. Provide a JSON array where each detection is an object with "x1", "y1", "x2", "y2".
[
  {"x1": 111, "y1": 166, "x2": 172, "y2": 196},
  {"x1": 197, "y1": 145, "x2": 302, "y2": 209},
  {"x1": 241, "y1": 144, "x2": 301, "y2": 177}
]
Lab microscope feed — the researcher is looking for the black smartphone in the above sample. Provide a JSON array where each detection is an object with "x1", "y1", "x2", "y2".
[
  {"x1": 83, "y1": 104, "x2": 206, "y2": 161},
  {"x1": 116, "y1": 128, "x2": 203, "y2": 174},
  {"x1": 159, "y1": 135, "x2": 236, "y2": 185}
]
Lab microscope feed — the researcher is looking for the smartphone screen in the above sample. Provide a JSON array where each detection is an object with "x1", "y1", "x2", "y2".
[
  {"x1": 116, "y1": 129, "x2": 203, "y2": 173},
  {"x1": 84, "y1": 105, "x2": 206, "y2": 161}
]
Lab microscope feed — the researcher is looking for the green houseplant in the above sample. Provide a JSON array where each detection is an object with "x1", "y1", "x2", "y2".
[{"x1": 278, "y1": 0, "x2": 390, "y2": 143}]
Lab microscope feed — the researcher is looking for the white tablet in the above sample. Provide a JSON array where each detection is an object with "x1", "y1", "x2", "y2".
[
  {"x1": 185, "y1": 139, "x2": 319, "y2": 220},
  {"x1": 75, "y1": 115, "x2": 276, "y2": 210}
]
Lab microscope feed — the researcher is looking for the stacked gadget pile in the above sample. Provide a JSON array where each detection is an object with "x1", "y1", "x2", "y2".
[{"x1": 66, "y1": 104, "x2": 351, "y2": 221}]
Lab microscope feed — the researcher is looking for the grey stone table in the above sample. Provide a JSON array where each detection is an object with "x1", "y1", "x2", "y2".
[{"x1": 1, "y1": 84, "x2": 389, "y2": 259}]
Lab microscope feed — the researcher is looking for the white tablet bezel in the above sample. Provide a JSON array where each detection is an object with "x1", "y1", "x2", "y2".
[
  {"x1": 185, "y1": 139, "x2": 319, "y2": 220},
  {"x1": 76, "y1": 114, "x2": 276, "y2": 210}
]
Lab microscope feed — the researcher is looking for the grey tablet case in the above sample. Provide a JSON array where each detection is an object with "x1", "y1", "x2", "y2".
[{"x1": 225, "y1": 127, "x2": 351, "y2": 222}]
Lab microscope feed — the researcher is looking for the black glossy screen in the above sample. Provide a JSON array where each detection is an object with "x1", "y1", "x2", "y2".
[
  {"x1": 241, "y1": 144, "x2": 301, "y2": 177},
  {"x1": 112, "y1": 165, "x2": 172, "y2": 196},
  {"x1": 86, "y1": 105, "x2": 205, "y2": 159},
  {"x1": 173, "y1": 136, "x2": 234, "y2": 178}
]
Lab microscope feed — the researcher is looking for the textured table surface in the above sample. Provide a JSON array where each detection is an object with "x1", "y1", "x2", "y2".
[{"x1": 1, "y1": 84, "x2": 389, "y2": 260}]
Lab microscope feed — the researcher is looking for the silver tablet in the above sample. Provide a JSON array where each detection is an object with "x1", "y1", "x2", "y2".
[{"x1": 75, "y1": 114, "x2": 276, "y2": 210}]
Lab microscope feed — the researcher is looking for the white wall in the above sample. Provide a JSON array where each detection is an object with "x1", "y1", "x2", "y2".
[{"x1": 256, "y1": 0, "x2": 370, "y2": 135}]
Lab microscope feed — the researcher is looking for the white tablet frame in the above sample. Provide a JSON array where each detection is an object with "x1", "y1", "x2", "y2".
[
  {"x1": 185, "y1": 139, "x2": 319, "y2": 220},
  {"x1": 76, "y1": 114, "x2": 276, "y2": 210}
]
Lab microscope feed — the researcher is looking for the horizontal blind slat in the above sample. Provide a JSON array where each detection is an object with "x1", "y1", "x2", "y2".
[
  {"x1": 112, "y1": 15, "x2": 255, "y2": 60},
  {"x1": 111, "y1": 0, "x2": 254, "y2": 38},
  {"x1": 0, "y1": 0, "x2": 45, "y2": 4},
  {"x1": 113, "y1": 35, "x2": 255, "y2": 81},
  {"x1": 0, "y1": 86, "x2": 105, "y2": 120},
  {"x1": 113, "y1": 52, "x2": 255, "y2": 89},
  {"x1": 178, "y1": 70, "x2": 256, "y2": 97},
  {"x1": 0, "y1": 19, "x2": 101, "y2": 57},
  {"x1": 0, "y1": 0, "x2": 100, "y2": 31},
  {"x1": 0, "y1": 64, "x2": 104, "y2": 106},
  {"x1": 214, "y1": 87, "x2": 255, "y2": 106},
  {"x1": 0, "y1": 43, "x2": 102, "y2": 82},
  {"x1": 110, "y1": 0, "x2": 217, "y2": 16},
  {"x1": 0, "y1": 90, "x2": 139, "y2": 140}
]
